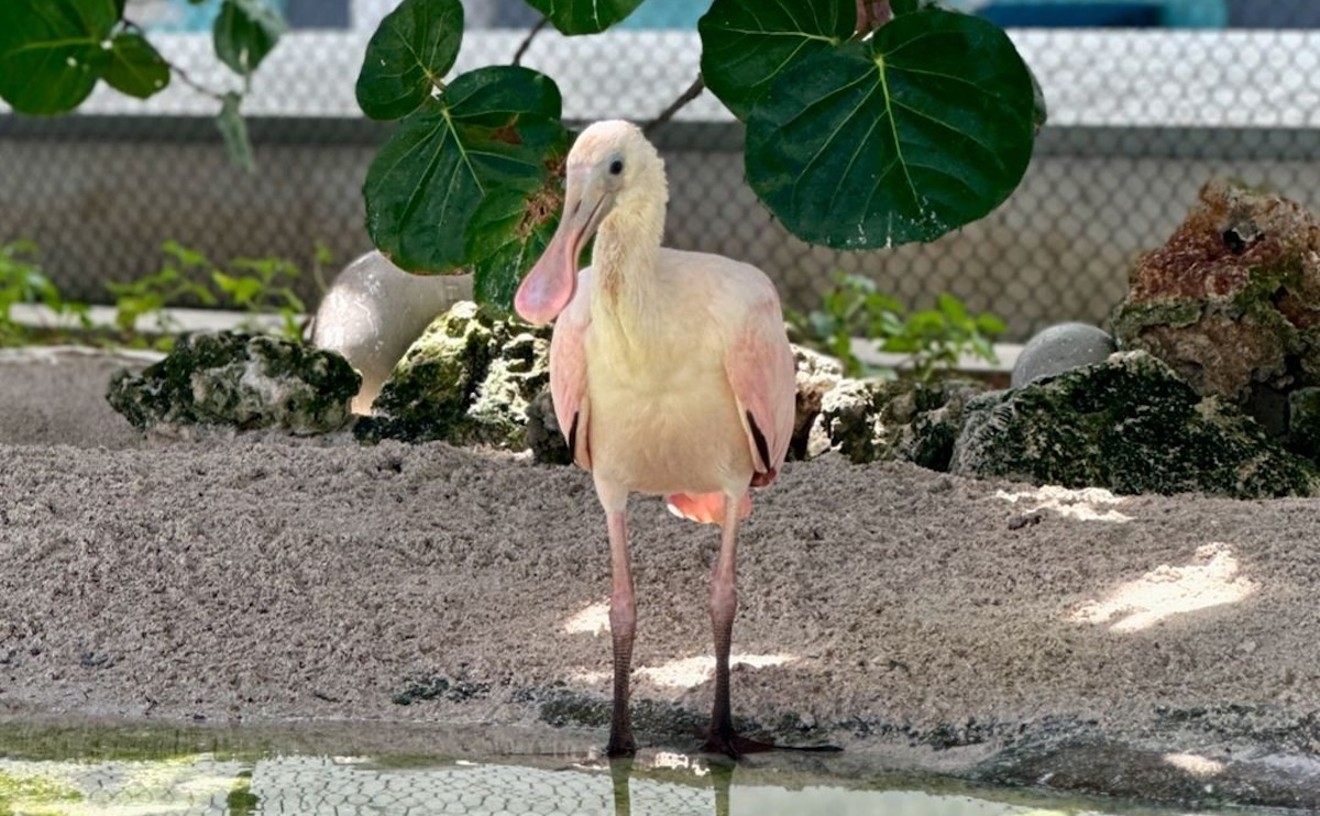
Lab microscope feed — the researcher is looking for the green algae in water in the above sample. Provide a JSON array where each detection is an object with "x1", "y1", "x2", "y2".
[{"x1": 0, "y1": 769, "x2": 83, "y2": 816}]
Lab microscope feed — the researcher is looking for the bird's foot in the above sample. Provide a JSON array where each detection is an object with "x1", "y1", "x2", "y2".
[
  {"x1": 701, "y1": 724, "x2": 843, "y2": 760},
  {"x1": 700, "y1": 727, "x2": 777, "y2": 759}
]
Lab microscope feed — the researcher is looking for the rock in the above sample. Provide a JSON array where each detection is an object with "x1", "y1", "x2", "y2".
[
  {"x1": 354, "y1": 302, "x2": 551, "y2": 448},
  {"x1": 1287, "y1": 387, "x2": 1320, "y2": 460},
  {"x1": 1110, "y1": 181, "x2": 1320, "y2": 439},
  {"x1": 106, "y1": 331, "x2": 359, "y2": 434},
  {"x1": 789, "y1": 345, "x2": 844, "y2": 459},
  {"x1": 310, "y1": 251, "x2": 471, "y2": 415},
  {"x1": 806, "y1": 379, "x2": 885, "y2": 462},
  {"x1": 950, "y1": 351, "x2": 1319, "y2": 498},
  {"x1": 526, "y1": 390, "x2": 572, "y2": 465},
  {"x1": 1012, "y1": 323, "x2": 1116, "y2": 388},
  {"x1": 806, "y1": 377, "x2": 987, "y2": 468}
]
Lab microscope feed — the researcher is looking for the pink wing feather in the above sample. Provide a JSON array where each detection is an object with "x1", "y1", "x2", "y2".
[
  {"x1": 549, "y1": 270, "x2": 593, "y2": 468},
  {"x1": 725, "y1": 288, "x2": 797, "y2": 485}
]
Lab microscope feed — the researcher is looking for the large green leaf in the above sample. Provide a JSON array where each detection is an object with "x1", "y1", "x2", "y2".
[
  {"x1": 0, "y1": 0, "x2": 118, "y2": 114},
  {"x1": 104, "y1": 32, "x2": 170, "y2": 99},
  {"x1": 355, "y1": 0, "x2": 463, "y2": 121},
  {"x1": 467, "y1": 172, "x2": 564, "y2": 312},
  {"x1": 363, "y1": 66, "x2": 568, "y2": 278},
  {"x1": 698, "y1": 0, "x2": 854, "y2": 121},
  {"x1": 745, "y1": 8, "x2": 1037, "y2": 249},
  {"x1": 523, "y1": 0, "x2": 644, "y2": 35},
  {"x1": 213, "y1": 0, "x2": 285, "y2": 77}
]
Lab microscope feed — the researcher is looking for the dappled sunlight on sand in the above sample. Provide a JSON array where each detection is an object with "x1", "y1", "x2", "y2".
[
  {"x1": 571, "y1": 654, "x2": 799, "y2": 689},
  {"x1": 995, "y1": 485, "x2": 1133, "y2": 523},
  {"x1": 563, "y1": 600, "x2": 611, "y2": 636},
  {"x1": 1163, "y1": 752, "x2": 1226, "y2": 778},
  {"x1": 562, "y1": 601, "x2": 798, "y2": 688},
  {"x1": 1069, "y1": 542, "x2": 1257, "y2": 632}
]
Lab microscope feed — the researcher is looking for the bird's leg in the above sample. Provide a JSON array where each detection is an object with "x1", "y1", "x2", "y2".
[
  {"x1": 603, "y1": 488, "x2": 637, "y2": 757},
  {"x1": 698, "y1": 496, "x2": 843, "y2": 760},
  {"x1": 701, "y1": 491, "x2": 774, "y2": 758}
]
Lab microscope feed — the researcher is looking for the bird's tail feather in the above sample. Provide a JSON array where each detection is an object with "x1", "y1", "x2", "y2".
[{"x1": 665, "y1": 492, "x2": 751, "y2": 524}]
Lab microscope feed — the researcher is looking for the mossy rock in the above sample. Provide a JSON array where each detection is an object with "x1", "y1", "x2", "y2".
[
  {"x1": 354, "y1": 302, "x2": 551, "y2": 447},
  {"x1": 950, "y1": 351, "x2": 1320, "y2": 498},
  {"x1": 806, "y1": 376, "x2": 987, "y2": 469},
  {"x1": 106, "y1": 331, "x2": 359, "y2": 434}
]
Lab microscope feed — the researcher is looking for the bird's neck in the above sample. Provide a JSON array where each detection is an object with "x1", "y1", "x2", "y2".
[{"x1": 589, "y1": 197, "x2": 666, "y2": 334}]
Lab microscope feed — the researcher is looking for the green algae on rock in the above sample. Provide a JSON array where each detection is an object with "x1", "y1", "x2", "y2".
[
  {"x1": 355, "y1": 302, "x2": 551, "y2": 448},
  {"x1": 951, "y1": 351, "x2": 1320, "y2": 498},
  {"x1": 106, "y1": 332, "x2": 360, "y2": 434}
]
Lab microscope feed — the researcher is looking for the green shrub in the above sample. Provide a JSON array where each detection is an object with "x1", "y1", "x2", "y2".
[
  {"x1": 791, "y1": 272, "x2": 1006, "y2": 381},
  {"x1": 0, "y1": 240, "x2": 90, "y2": 346},
  {"x1": 107, "y1": 241, "x2": 320, "y2": 349}
]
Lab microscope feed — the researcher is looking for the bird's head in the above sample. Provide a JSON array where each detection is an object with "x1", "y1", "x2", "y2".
[{"x1": 514, "y1": 120, "x2": 667, "y2": 325}]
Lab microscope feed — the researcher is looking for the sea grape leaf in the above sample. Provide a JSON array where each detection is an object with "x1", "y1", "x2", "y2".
[
  {"x1": 214, "y1": 0, "x2": 285, "y2": 77},
  {"x1": 523, "y1": 0, "x2": 645, "y2": 35},
  {"x1": 892, "y1": 0, "x2": 1048, "y2": 129},
  {"x1": 363, "y1": 65, "x2": 567, "y2": 279},
  {"x1": 356, "y1": 0, "x2": 463, "y2": 121},
  {"x1": 104, "y1": 32, "x2": 171, "y2": 99},
  {"x1": 745, "y1": 7, "x2": 1037, "y2": 249},
  {"x1": 0, "y1": 0, "x2": 118, "y2": 114},
  {"x1": 698, "y1": 0, "x2": 854, "y2": 122},
  {"x1": 467, "y1": 167, "x2": 565, "y2": 312},
  {"x1": 216, "y1": 91, "x2": 257, "y2": 172}
]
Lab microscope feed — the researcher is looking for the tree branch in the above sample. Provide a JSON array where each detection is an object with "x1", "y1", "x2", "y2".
[
  {"x1": 512, "y1": 16, "x2": 550, "y2": 66},
  {"x1": 643, "y1": 74, "x2": 705, "y2": 136},
  {"x1": 169, "y1": 62, "x2": 229, "y2": 103}
]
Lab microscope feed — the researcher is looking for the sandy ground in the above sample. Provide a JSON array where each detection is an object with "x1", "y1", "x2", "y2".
[{"x1": 1, "y1": 347, "x2": 1318, "y2": 809}]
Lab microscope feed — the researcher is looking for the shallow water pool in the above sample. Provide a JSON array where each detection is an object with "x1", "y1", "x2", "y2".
[{"x1": 0, "y1": 722, "x2": 1239, "y2": 816}]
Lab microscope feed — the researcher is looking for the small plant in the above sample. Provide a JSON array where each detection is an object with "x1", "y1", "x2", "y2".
[
  {"x1": 214, "y1": 255, "x2": 308, "y2": 340},
  {"x1": 0, "y1": 240, "x2": 90, "y2": 346},
  {"x1": 108, "y1": 241, "x2": 318, "y2": 349},
  {"x1": 791, "y1": 272, "x2": 1006, "y2": 381},
  {"x1": 107, "y1": 241, "x2": 219, "y2": 346}
]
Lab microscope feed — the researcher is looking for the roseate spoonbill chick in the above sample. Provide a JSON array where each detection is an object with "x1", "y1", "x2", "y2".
[{"x1": 514, "y1": 120, "x2": 798, "y2": 758}]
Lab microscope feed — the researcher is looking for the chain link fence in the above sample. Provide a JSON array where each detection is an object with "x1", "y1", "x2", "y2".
[{"x1": 2, "y1": 0, "x2": 1318, "y2": 342}]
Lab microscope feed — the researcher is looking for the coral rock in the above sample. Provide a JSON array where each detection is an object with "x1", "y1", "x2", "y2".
[
  {"x1": 1111, "y1": 181, "x2": 1320, "y2": 439},
  {"x1": 106, "y1": 331, "x2": 359, "y2": 434},
  {"x1": 807, "y1": 377, "x2": 986, "y2": 468}
]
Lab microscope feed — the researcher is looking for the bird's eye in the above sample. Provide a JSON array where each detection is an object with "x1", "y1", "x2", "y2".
[{"x1": 609, "y1": 159, "x2": 624, "y2": 175}]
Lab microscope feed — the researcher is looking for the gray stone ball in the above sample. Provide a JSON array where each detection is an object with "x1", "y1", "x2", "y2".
[
  {"x1": 311, "y1": 251, "x2": 471, "y2": 414},
  {"x1": 1012, "y1": 322, "x2": 1117, "y2": 388}
]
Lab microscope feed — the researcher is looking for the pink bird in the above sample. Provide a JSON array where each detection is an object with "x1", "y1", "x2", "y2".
[{"x1": 514, "y1": 120, "x2": 799, "y2": 757}]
